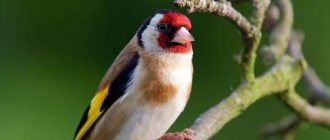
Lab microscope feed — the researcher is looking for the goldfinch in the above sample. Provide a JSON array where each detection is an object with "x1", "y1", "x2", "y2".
[{"x1": 74, "y1": 9, "x2": 194, "y2": 140}]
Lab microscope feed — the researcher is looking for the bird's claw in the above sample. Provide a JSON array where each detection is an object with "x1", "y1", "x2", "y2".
[{"x1": 158, "y1": 129, "x2": 194, "y2": 140}]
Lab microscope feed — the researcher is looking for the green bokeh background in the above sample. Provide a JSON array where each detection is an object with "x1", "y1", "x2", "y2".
[{"x1": 1, "y1": 0, "x2": 329, "y2": 139}]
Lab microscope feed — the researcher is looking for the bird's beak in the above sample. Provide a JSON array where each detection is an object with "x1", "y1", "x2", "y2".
[{"x1": 171, "y1": 27, "x2": 195, "y2": 45}]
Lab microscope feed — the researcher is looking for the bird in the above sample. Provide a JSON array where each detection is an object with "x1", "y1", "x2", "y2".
[{"x1": 74, "y1": 9, "x2": 194, "y2": 140}]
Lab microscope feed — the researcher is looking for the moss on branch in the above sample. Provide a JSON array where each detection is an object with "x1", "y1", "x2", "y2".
[
  {"x1": 162, "y1": 0, "x2": 330, "y2": 140},
  {"x1": 189, "y1": 56, "x2": 304, "y2": 140}
]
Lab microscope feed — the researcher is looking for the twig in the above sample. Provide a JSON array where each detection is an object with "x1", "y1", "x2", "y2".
[
  {"x1": 170, "y1": 0, "x2": 330, "y2": 140},
  {"x1": 303, "y1": 68, "x2": 330, "y2": 105},
  {"x1": 261, "y1": 0, "x2": 293, "y2": 65},
  {"x1": 175, "y1": 0, "x2": 269, "y2": 81},
  {"x1": 280, "y1": 89, "x2": 330, "y2": 127},
  {"x1": 287, "y1": 31, "x2": 330, "y2": 105},
  {"x1": 174, "y1": 0, "x2": 254, "y2": 38},
  {"x1": 261, "y1": 115, "x2": 301, "y2": 140},
  {"x1": 264, "y1": 4, "x2": 280, "y2": 30},
  {"x1": 252, "y1": 0, "x2": 270, "y2": 30},
  {"x1": 260, "y1": 31, "x2": 304, "y2": 140},
  {"x1": 239, "y1": 0, "x2": 269, "y2": 81},
  {"x1": 262, "y1": 88, "x2": 330, "y2": 140},
  {"x1": 262, "y1": 31, "x2": 330, "y2": 139},
  {"x1": 188, "y1": 56, "x2": 304, "y2": 140}
]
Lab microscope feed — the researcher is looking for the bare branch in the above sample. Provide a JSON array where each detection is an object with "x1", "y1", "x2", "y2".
[
  {"x1": 259, "y1": 31, "x2": 304, "y2": 139},
  {"x1": 303, "y1": 68, "x2": 330, "y2": 105},
  {"x1": 287, "y1": 30, "x2": 305, "y2": 59},
  {"x1": 175, "y1": 0, "x2": 269, "y2": 81},
  {"x1": 287, "y1": 31, "x2": 330, "y2": 105},
  {"x1": 261, "y1": 0, "x2": 293, "y2": 64},
  {"x1": 252, "y1": 0, "x2": 270, "y2": 30},
  {"x1": 260, "y1": 30, "x2": 330, "y2": 139},
  {"x1": 264, "y1": 4, "x2": 280, "y2": 30},
  {"x1": 170, "y1": 0, "x2": 330, "y2": 140},
  {"x1": 261, "y1": 115, "x2": 301, "y2": 140},
  {"x1": 280, "y1": 89, "x2": 330, "y2": 127},
  {"x1": 239, "y1": 0, "x2": 269, "y2": 81},
  {"x1": 174, "y1": 0, "x2": 253, "y2": 37},
  {"x1": 188, "y1": 56, "x2": 304, "y2": 140}
]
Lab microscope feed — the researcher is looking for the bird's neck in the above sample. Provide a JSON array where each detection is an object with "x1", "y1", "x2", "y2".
[
  {"x1": 139, "y1": 50, "x2": 192, "y2": 66},
  {"x1": 132, "y1": 51, "x2": 193, "y2": 105}
]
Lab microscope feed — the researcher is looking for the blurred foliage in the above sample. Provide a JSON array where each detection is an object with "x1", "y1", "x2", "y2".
[{"x1": 0, "y1": 0, "x2": 329, "y2": 139}]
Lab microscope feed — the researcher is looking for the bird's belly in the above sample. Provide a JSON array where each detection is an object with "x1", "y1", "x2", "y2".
[
  {"x1": 113, "y1": 64, "x2": 192, "y2": 140},
  {"x1": 114, "y1": 90, "x2": 187, "y2": 140},
  {"x1": 90, "y1": 60, "x2": 192, "y2": 140}
]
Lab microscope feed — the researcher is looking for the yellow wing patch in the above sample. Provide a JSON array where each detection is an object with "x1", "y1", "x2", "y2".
[{"x1": 75, "y1": 86, "x2": 109, "y2": 140}]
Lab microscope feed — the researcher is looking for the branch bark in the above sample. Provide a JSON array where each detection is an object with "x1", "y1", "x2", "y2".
[
  {"x1": 303, "y1": 68, "x2": 330, "y2": 105},
  {"x1": 174, "y1": 0, "x2": 253, "y2": 37},
  {"x1": 261, "y1": 0, "x2": 293, "y2": 65},
  {"x1": 165, "y1": 0, "x2": 330, "y2": 139},
  {"x1": 188, "y1": 56, "x2": 304, "y2": 140},
  {"x1": 175, "y1": 0, "x2": 270, "y2": 81},
  {"x1": 261, "y1": 115, "x2": 301, "y2": 140},
  {"x1": 280, "y1": 89, "x2": 330, "y2": 127},
  {"x1": 239, "y1": 0, "x2": 269, "y2": 81},
  {"x1": 287, "y1": 30, "x2": 330, "y2": 105},
  {"x1": 261, "y1": 31, "x2": 330, "y2": 139}
]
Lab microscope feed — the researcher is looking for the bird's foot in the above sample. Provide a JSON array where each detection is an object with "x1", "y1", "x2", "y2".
[{"x1": 158, "y1": 129, "x2": 194, "y2": 140}]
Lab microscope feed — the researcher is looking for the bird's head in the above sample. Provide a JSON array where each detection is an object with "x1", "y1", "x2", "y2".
[{"x1": 137, "y1": 10, "x2": 194, "y2": 54}]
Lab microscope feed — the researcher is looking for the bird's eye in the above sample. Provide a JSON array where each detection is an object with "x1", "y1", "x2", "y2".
[{"x1": 157, "y1": 23, "x2": 169, "y2": 32}]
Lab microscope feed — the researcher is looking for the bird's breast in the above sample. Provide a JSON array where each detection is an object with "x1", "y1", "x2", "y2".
[
  {"x1": 134, "y1": 54, "x2": 193, "y2": 106},
  {"x1": 112, "y1": 57, "x2": 193, "y2": 139},
  {"x1": 91, "y1": 53, "x2": 193, "y2": 140}
]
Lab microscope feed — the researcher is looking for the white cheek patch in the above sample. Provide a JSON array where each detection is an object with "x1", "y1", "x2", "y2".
[{"x1": 141, "y1": 14, "x2": 165, "y2": 53}]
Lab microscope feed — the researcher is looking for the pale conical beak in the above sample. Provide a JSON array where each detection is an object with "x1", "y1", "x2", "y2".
[{"x1": 171, "y1": 27, "x2": 195, "y2": 44}]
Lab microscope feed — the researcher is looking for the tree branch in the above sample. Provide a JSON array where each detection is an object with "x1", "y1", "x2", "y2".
[
  {"x1": 287, "y1": 30, "x2": 330, "y2": 105},
  {"x1": 175, "y1": 0, "x2": 269, "y2": 81},
  {"x1": 261, "y1": 31, "x2": 330, "y2": 139},
  {"x1": 239, "y1": 0, "x2": 269, "y2": 81},
  {"x1": 261, "y1": 115, "x2": 301, "y2": 140},
  {"x1": 280, "y1": 89, "x2": 330, "y2": 127},
  {"x1": 174, "y1": 0, "x2": 253, "y2": 37},
  {"x1": 252, "y1": 0, "x2": 270, "y2": 30},
  {"x1": 303, "y1": 68, "x2": 330, "y2": 105},
  {"x1": 188, "y1": 56, "x2": 304, "y2": 140},
  {"x1": 166, "y1": 0, "x2": 330, "y2": 140},
  {"x1": 261, "y1": 0, "x2": 293, "y2": 65}
]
